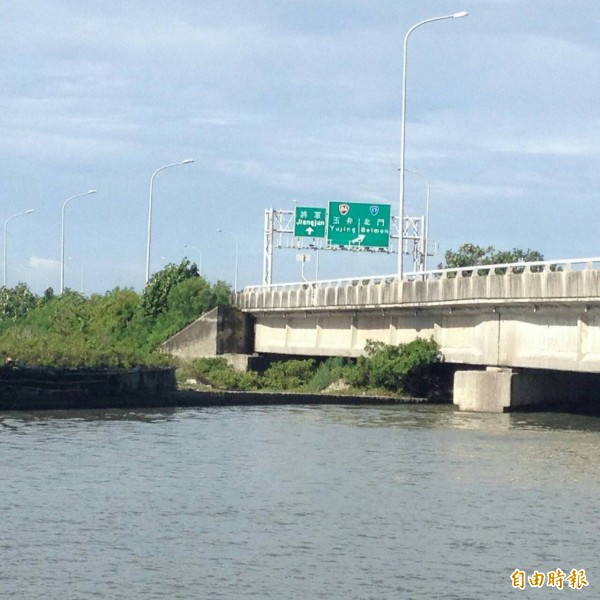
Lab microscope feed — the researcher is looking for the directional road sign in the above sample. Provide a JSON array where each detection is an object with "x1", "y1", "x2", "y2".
[
  {"x1": 294, "y1": 206, "x2": 326, "y2": 238},
  {"x1": 327, "y1": 202, "x2": 391, "y2": 248}
]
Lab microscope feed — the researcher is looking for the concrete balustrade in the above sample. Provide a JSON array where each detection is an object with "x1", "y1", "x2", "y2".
[{"x1": 237, "y1": 259, "x2": 600, "y2": 312}]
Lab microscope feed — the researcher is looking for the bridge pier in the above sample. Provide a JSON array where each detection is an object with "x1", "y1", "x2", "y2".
[
  {"x1": 453, "y1": 368, "x2": 513, "y2": 413},
  {"x1": 454, "y1": 367, "x2": 600, "y2": 413}
]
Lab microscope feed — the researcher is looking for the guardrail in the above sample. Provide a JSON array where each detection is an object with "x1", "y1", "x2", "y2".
[{"x1": 242, "y1": 257, "x2": 600, "y2": 294}]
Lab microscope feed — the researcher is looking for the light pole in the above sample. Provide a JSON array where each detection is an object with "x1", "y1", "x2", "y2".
[
  {"x1": 398, "y1": 10, "x2": 467, "y2": 278},
  {"x1": 3, "y1": 209, "x2": 34, "y2": 287},
  {"x1": 404, "y1": 168, "x2": 431, "y2": 271},
  {"x1": 145, "y1": 159, "x2": 194, "y2": 284},
  {"x1": 61, "y1": 190, "x2": 97, "y2": 294},
  {"x1": 183, "y1": 244, "x2": 203, "y2": 275},
  {"x1": 217, "y1": 228, "x2": 239, "y2": 291}
]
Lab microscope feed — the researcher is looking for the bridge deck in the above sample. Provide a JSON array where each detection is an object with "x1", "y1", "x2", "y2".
[
  {"x1": 236, "y1": 258, "x2": 600, "y2": 313},
  {"x1": 234, "y1": 258, "x2": 600, "y2": 375}
]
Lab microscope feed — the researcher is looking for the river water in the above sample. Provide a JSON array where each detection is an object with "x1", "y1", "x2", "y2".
[{"x1": 1, "y1": 404, "x2": 598, "y2": 599}]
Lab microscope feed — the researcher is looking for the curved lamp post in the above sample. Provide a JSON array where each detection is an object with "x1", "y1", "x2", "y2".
[
  {"x1": 3, "y1": 209, "x2": 34, "y2": 287},
  {"x1": 398, "y1": 10, "x2": 467, "y2": 278},
  {"x1": 404, "y1": 168, "x2": 431, "y2": 271},
  {"x1": 183, "y1": 244, "x2": 203, "y2": 275},
  {"x1": 217, "y1": 228, "x2": 239, "y2": 291},
  {"x1": 145, "y1": 159, "x2": 194, "y2": 284},
  {"x1": 61, "y1": 190, "x2": 97, "y2": 294}
]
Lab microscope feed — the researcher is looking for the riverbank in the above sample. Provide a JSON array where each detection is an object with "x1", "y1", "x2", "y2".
[
  {"x1": 169, "y1": 389, "x2": 429, "y2": 408},
  {"x1": 0, "y1": 364, "x2": 436, "y2": 411},
  {"x1": 0, "y1": 387, "x2": 429, "y2": 411},
  {"x1": 0, "y1": 365, "x2": 177, "y2": 411}
]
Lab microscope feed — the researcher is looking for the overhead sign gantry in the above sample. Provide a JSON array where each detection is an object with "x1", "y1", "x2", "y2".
[{"x1": 264, "y1": 202, "x2": 429, "y2": 285}]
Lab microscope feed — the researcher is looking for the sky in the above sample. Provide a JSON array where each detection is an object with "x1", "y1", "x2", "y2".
[{"x1": 0, "y1": 0, "x2": 598, "y2": 293}]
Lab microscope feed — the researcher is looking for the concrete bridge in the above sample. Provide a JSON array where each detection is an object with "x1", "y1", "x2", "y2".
[{"x1": 232, "y1": 257, "x2": 600, "y2": 413}]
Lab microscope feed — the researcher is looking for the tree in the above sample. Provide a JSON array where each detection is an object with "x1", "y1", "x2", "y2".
[
  {"x1": 141, "y1": 258, "x2": 199, "y2": 319},
  {"x1": 0, "y1": 271, "x2": 232, "y2": 368},
  {"x1": 148, "y1": 276, "x2": 221, "y2": 346},
  {"x1": 0, "y1": 283, "x2": 38, "y2": 322},
  {"x1": 441, "y1": 243, "x2": 544, "y2": 274}
]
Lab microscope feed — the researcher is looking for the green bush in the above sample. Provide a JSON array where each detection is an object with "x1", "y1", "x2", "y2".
[
  {"x1": 184, "y1": 357, "x2": 320, "y2": 392},
  {"x1": 347, "y1": 338, "x2": 442, "y2": 396},
  {"x1": 262, "y1": 359, "x2": 316, "y2": 391},
  {"x1": 304, "y1": 357, "x2": 350, "y2": 392},
  {"x1": 186, "y1": 357, "x2": 261, "y2": 391},
  {"x1": 0, "y1": 260, "x2": 232, "y2": 369}
]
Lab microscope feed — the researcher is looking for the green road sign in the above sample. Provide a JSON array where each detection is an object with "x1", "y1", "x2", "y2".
[
  {"x1": 327, "y1": 202, "x2": 391, "y2": 248},
  {"x1": 294, "y1": 206, "x2": 327, "y2": 238}
]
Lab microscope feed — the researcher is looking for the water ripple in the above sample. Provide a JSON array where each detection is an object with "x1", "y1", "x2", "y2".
[{"x1": 1, "y1": 404, "x2": 598, "y2": 599}]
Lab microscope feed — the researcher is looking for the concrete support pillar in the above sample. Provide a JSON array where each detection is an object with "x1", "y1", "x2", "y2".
[
  {"x1": 315, "y1": 316, "x2": 323, "y2": 350},
  {"x1": 388, "y1": 315, "x2": 396, "y2": 345},
  {"x1": 350, "y1": 313, "x2": 358, "y2": 352},
  {"x1": 454, "y1": 367, "x2": 600, "y2": 413},
  {"x1": 453, "y1": 367, "x2": 513, "y2": 413}
]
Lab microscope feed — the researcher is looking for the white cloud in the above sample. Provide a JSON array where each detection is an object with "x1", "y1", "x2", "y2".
[
  {"x1": 28, "y1": 256, "x2": 60, "y2": 271},
  {"x1": 485, "y1": 136, "x2": 599, "y2": 157}
]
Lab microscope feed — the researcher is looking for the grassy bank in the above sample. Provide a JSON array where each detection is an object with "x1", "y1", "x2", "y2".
[
  {"x1": 0, "y1": 260, "x2": 446, "y2": 400},
  {"x1": 176, "y1": 338, "x2": 447, "y2": 400}
]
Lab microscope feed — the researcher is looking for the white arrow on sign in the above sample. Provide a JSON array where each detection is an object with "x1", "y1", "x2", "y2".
[
  {"x1": 306, "y1": 226, "x2": 314, "y2": 235},
  {"x1": 350, "y1": 234, "x2": 366, "y2": 244}
]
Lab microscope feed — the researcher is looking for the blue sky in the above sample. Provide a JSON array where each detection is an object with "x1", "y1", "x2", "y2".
[{"x1": 0, "y1": 0, "x2": 598, "y2": 293}]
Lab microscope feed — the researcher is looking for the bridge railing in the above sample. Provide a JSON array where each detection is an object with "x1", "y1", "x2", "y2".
[{"x1": 242, "y1": 256, "x2": 600, "y2": 294}]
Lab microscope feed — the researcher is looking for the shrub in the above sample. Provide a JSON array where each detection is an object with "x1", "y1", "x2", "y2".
[
  {"x1": 0, "y1": 261, "x2": 234, "y2": 368},
  {"x1": 262, "y1": 359, "x2": 316, "y2": 391},
  {"x1": 347, "y1": 338, "x2": 442, "y2": 396},
  {"x1": 304, "y1": 357, "x2": 350, "y2": 392},
  {"x1": 187, "y1": 357, "x2": 261, "y2": 390}
]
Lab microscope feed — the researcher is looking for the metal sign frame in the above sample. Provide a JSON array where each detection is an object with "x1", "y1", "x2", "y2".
[{"x1": 263, "y1": 207, "x2": 430, "y2": 284}]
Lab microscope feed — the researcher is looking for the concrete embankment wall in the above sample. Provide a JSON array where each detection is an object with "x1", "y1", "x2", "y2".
[
  {"x1": 0, "y1": 366, "x2": 177, "y2": 411},
  {"x1": 160, "y1": 306, "x2": 254, "y2": 364},
  {"x1": 1, "y1": 386, "x2": 422, "y2": 412}
]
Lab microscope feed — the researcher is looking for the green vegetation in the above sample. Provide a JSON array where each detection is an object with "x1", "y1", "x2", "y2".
[
  {"x1": 0, "y1": 259, "x2": 231, "y2": 368},
  {"x1": 442, "y1": 243, "x2": 544, "y2": 269},
  {"x1": 347, "y1": 338, "x2": 443, "y2": 397},
  {"x1": 440, "y1": 243, "x2": 564, "y2": 277},
  {"x1": 178, "y1": 357, "x2": 262, "y2": 391},
  {"x1": 180, "y1": 338, "x2": 444, "y2": 399},
  {"x1": 441, "y1": 243, "x2": 545, "y2": 275},
  {"x1": 0, "y1": 258, "x2": 444, "y2": 398}
]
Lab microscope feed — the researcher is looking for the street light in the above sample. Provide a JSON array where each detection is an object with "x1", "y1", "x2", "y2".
[
  {"x1": 145, "y1": 159, "x2": 194, "y2": 284},
  {"x1": 3, "y1": 209, "x2": 34, "y2": 287},
  {"x1": 398, "y1": 10, "x2": 467, "y2": 278},
  {"x1": 404, "y1": 168, "x2": 431, "y2": 271},
  {"x1": 183, "y1": 244, "x2": 203, "y2": 275},
  {"x1": 217, "y1": 228, "x2": 239, "y2": 291},
  {"x1": 61, "y1": 190, "x2": 97, "y2": 294}
]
